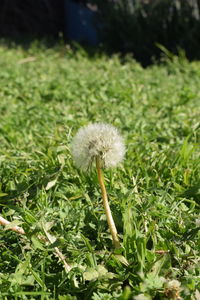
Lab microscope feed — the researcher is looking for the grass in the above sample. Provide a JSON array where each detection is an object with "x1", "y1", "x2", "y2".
[{"x1": 0, "y1": 41, "x2": 199, "y2": 300}]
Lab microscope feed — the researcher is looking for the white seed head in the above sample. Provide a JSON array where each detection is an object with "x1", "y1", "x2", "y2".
[
  {"x1": 71, "y1": 123, "x2": 125, "y2": 171},
  {"x1": 165, "y1": 279, "x2": 181, "y2": 289}
]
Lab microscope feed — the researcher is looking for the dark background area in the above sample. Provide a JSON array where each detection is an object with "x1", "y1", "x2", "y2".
[
  {"x1": 0, "y1": 0, "x2": 65, "y2": 37},
  {"x1": 0, "y1": 0, "x2": 200, "y2": 65}
]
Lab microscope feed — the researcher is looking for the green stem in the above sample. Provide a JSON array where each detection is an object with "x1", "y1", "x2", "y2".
[{"x1": 96, "y1": 156, "x2": 120, "y2": 248}]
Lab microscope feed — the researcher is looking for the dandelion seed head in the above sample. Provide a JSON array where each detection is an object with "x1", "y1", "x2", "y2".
[
  {"x1": 71, "y1": 123, "x2": 125, "y2": 171},
  {"x1": 166, "y1": 280, "x2": 181, "y2": 289},
  {"x1": 164, "y1": 279, "x2": 182, "y2": 299}
]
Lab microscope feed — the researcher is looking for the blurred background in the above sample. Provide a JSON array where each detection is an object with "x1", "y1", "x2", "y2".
[{"x1": 0, "y1": 0, "x2": 200, "y2": 65}]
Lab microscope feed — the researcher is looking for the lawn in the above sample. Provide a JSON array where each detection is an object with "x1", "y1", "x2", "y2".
[{"x1": 0, "y1": 41, "x2": 199, "y2": 300}]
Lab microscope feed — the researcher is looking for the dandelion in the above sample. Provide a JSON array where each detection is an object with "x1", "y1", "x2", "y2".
[
  {"x1": 71, "y1": 123, "x2": 125, "y2": 171},
  {"x1": 164, "y1": 280, "x2": 182, "y2": 299},
  {"x1": 71, "y1": 123, "x2": 125, "y2": 248}
]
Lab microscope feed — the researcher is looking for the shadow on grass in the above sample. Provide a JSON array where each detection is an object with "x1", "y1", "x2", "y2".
[{"x1": 182, "y1": 182, "x2": 200, "y2": 203}]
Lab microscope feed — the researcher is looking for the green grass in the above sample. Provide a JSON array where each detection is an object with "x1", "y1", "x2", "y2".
[{"x1": 0, "y1": 41, "x2": 199, "y2": 300}]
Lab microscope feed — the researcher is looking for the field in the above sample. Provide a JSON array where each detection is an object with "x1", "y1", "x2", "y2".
[{"x1": 0, "y1": 42, "x2": 199, "y2": 299}]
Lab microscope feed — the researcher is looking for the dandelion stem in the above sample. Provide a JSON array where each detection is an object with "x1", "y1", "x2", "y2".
[{"x1": 96, "y1": 156, "x2": 121, "y2": 249}]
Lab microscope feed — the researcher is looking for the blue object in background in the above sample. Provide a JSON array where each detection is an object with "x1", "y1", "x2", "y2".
[{"x1": 65, "y1": 0, "x2": 99, "y2": 45}]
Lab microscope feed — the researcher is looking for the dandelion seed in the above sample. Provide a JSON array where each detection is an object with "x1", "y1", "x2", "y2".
[
  {"x1": 71, "y1": 123, "x2": 125, "y2": 248},
  {"x1": 71, "y1": 123, "x2": 125, "y2": 171},
  {"x1": 164, "y1": 279, "x2": 182, "y2": 300},
  {"x1": 166, "y1": 280, "x2": 181, "y2": 289}
]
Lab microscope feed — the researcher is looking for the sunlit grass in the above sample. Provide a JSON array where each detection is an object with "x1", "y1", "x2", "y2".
[{"x1": 0, "y1": 41, "x2": 199, "y2": 299}]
